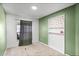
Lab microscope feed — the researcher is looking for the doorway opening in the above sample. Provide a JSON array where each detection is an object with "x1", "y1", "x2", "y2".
[{"x1": 17, "y1": 20, "x2": 32, "y2": 46}]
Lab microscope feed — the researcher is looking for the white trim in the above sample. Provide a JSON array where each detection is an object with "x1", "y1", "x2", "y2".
[
  {"x1": 49, "y1": 45, "x2": 64, "y2": 54},
  {"x1": 40, "y1": 42, "x2": 49, "y2": 47},
  {"x1": 65, "y1": 54, "x2": 70, "y2": 56},
  {"x1": 3, "y1": 48, "x2": 7, "y2": 56}
]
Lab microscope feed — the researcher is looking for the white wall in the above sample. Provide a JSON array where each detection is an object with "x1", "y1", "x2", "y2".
[
  {"x1": 6, "y1": 13, "x2": 39, "y2": 48},
  {"x1": 48, "y1": 14, "x2": 64, "y2": 54},
  {"x1": 32, "y1": 19, "x2": 39, "y2": 43},
  {"x1": 6, "y1": 14, "x2": 18, "y2": 48}
]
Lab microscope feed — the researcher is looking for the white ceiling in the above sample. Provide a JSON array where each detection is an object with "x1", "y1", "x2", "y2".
[{"x1": 2, "y1": 3, "x2": 75, "y2": 19}]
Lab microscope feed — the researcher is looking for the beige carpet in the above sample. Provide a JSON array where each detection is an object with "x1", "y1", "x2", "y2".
[{"x1": 4, "y1": 42, "x2": 65, "y2": 56}]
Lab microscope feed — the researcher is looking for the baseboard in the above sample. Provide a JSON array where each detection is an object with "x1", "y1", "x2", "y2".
[
  {"x1": 3, "y1": 48, "x2": 7, "y2": 56},
  {"x1": 39, "y1": 42, "x2": 49, "y2": 47},
  {"x1": 65, "y1": 54, "x2": 70, "y2": 56}
]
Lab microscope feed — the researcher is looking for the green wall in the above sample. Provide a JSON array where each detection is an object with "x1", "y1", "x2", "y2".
[
  {"x1": 75, "y1": 4, "x2": 79, "y2": 56},
  {"x1": 65, "y1": 5, "x2": 75, "y2": 56},
  {"x1": 0, "y1": 4, "x2": 6, "y2": 55},
  {"x1": 39, "y1": 17, "x2": 48, "y2": 44},
  {"x1": 39, "y1": 4, "x2": 78, "y2": 56}
]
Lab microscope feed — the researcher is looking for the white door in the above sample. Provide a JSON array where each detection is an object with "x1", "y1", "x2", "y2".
[{"x1": 48, "y1": 14, "x2": 64, "y2": 54}]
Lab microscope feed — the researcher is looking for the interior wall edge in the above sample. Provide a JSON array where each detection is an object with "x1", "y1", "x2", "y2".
[{"x1": 0, "y1": 4, "x2": 6, "y2": 55}]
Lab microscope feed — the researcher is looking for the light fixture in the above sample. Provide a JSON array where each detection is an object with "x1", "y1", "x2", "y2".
[{"x1": 31, "y1": 6, "x2": 37, "y2": 10}]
